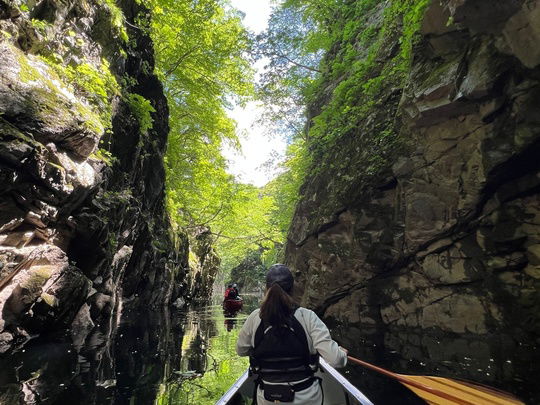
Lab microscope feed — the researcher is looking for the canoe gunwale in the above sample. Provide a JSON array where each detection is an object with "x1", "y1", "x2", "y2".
[
  {"x1": 216, "y1": 369, "x2": 250, "y2": 405},
  {"x1": 216, "y1": 358, "x2": 374, "y2": 405},
  {"x1": 319, "y1": 358, "x2": 374, "y2": 405}
]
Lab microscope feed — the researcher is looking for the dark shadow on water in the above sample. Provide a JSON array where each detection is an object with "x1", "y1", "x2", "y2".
[
  {"x1": 0, "y1": 295, "x2": 260, "y2": 404},
  {"x1": 329, "y1": 323, "x2": 540, "y2": 405},
  {"x1": 0, "y1": 293, "x2": 537, "y2": 404},
  {"x1": 0, "y1": 307, "x2": 185, "y2": 404}
]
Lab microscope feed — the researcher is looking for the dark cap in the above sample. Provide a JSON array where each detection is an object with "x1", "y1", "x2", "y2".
[{"x1": 266, "y1": 264, "x2": 294, "y2": 293}]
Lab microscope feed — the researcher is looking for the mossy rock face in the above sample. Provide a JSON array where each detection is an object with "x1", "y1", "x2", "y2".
[
  {"x1": 19, "y1": 265, "x2": 55, "y2": 296},
  {"x1": 0, "y1": 0, "x2": 186, "y2": 358},
  {"x1": 286, "y1": 0, "x2": 540, "y2": 341},
  {"x1": 21, "y1": 267, "x2": 91, "y2": 333},
  {"x1": 2, "y1": 265, "x2": 56, "y2": 326},
  {"x1": 187, "y1": 228, "x2": 220, "y2": 301},
  {"x1": 40, "y1": 292, "x2": 58, "y2": 307},
  {"x1": 0, "y1": 43, "x2": 103, "y2": 158}
]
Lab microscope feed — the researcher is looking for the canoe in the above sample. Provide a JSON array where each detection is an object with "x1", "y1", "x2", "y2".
[
  {"x1": 216, "y1": 357, "x2": 374, "y2": 405},
  {"x1": 223, "y1": 298, "x2": 243, "y2": 312}
]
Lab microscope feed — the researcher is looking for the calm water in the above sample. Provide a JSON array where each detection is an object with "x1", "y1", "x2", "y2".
[
  {"x1": 329, "y1": 324, "x2": 540, "y2": 405},
  {"x1": 0, "y1": 296, "x2": 538, "y2": 404}
]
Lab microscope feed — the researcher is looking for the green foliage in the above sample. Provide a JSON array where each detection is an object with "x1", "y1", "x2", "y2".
[
  {"x1": 14, "y1": 47, "x2": 105, "y2": 137},
  {"x1": 213, "y1": 183, "x2": 284, "y2": 272},
  {"x1": 212, "y1": 0, "x2": 432, "y2": 281},
  {"x1": 254, "y1": 5, "x2": 323, "y2": 137},
  {"x1": 91, "y1": 148, "x2": 117, "y2": 166},
  {"x1": 101, "y1": 0, "x2": 129, "y2": 42},
  {"x1": 126, "y1": 93, "x2": 155, "y2": 134},
  {"x1": 38, "y1": 55, "x2": 120, "y2": 129},
  {"x1": 212, "y1": 140, "x2": 311, "y2": 274},
  {"x1": 144, "y1": 0, "x2": 262, "y2": 272},
  {"x1": 256, "y1": 0, "x2": 431, "y2": 202},
  {"x1": 156, "y1": 308, "x2": 248, "y2": 404},
  {"x1": 69, "y1": 61, "x2": 120, "y2": 108},
  {"x1": 229, "y1": 249, "x2": 266, "y2": 290},
  {"x1": 140, "y1": 0, "x2": 431, "y2": 281},
  {"x1": 307, "y1": 0, "x2": 431, "y2": 146},
  {"x1": 30, "y1": 18, "x2": 52, "y2": 33},
  {"x1": 18, "y1": 0, "x2": 127, "y2": 134}
]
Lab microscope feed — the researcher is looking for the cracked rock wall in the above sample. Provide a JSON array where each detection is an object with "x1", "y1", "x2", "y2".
[
  {"x1": 0, "y1": 0, "x2": 192, "y2": 355},
  {"x1": 286, "y1": 0, "x2": 540, "y2": 338}
]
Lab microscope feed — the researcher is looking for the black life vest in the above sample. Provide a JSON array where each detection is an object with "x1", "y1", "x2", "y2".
[{"x1": 249, "y1": 309, "x2": 319, "y2": 383}]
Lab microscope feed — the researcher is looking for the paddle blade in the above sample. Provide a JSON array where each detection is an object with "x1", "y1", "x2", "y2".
[{"x1": 400, "y1": 375, "x2": 524, "y2": 405}]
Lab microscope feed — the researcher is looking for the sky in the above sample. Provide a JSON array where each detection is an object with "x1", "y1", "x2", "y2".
[{"x1": 224, "y1": 0, "x2": 288, "y2": 187}]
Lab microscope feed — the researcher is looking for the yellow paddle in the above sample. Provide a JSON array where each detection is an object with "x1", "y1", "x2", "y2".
[{"x1": 347, "y1": 355, "x2": 525, "y2": 405}]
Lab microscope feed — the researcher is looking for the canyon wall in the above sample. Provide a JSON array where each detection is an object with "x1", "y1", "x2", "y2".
[
  {"x1": 0, "y1": 0, "x2": 215, "y2": 356},
  {"x1": 286, "y1": 0, "x2": 540, "y2": 339}
]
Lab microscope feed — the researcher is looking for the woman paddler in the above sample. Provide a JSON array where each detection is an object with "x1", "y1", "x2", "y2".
[{"x1": 236, "y1": 264, "x2": 347, "y2": 404}]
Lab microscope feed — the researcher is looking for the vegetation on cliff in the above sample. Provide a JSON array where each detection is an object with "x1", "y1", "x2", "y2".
[
  {"x1": 7, "y1": 0, "x2": 433, "y2": 282},
  {"x1": 258, "y1": 0, "x2": 431, "y2": 187},
  {"x1": 146, "y1": 0, "x2": 432, "y2": 278}
]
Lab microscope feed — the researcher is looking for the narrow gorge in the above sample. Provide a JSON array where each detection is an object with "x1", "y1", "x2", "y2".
[{"x1": 0, "y1": 0, "x2": 539, "y2": 404}]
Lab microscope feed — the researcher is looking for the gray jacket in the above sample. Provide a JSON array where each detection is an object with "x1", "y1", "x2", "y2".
[{"x1": 236, "y1": 307, "x2": 347, "y2": 404}]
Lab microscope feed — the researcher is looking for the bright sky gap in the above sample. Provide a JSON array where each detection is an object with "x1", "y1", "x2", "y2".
[{"x1": 224, "y1": 0, "x2": 287, "y2": 187}]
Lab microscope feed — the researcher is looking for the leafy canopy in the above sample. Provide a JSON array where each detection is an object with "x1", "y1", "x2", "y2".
[
  {"x1": 144, "y1": 0, "x2": 288, "y2": 274},
  {"x1": 144, "y1": 0, "x2": 253, "y2": 229},
  {"x1": 142, "y1": 0, "x2": 432, "y2": 279}
]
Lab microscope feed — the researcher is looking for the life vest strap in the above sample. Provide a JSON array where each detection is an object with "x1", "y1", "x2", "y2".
[
  {"x1": 257, "y1": 366, "x2": 311, "y2": 374},
  {"x1": 257, "y1": 376, "x2": 321, "y2": 392}
]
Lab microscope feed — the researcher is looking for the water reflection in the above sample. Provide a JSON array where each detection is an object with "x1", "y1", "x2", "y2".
[
  {"x1": 223, "y1": 312, "x2": 238, "y2": 332},
  {"x1": 329, "y1": 324, "x2": 540, "y2": 405},
  {"x1": 157, "y1": 296, "x2": 257, "y2": 404},
  {"x1": 0, "y1": 296, "x2": 259, "y2": 405},
  {"x1": 1, "y1": 295, "x2": 538, "y2": 404}
]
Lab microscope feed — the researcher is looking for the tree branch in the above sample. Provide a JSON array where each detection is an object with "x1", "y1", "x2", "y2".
[
  {"x1": 272, "y1": 52, "x2": 321, "y2": 73},
  {"x1": 164, "y1": 46, "x2": 200, "y2": 77}
]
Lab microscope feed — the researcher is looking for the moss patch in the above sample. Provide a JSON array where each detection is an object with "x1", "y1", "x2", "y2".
[
  {"x1": 101, "y1": 0, "x2": 129, "y2": 43},
  {"x1": 38, "y1": 54, "x2": 120, "y2": 129},
  {"x1": 20, "y1": 265, "x2": 55, "y2": 295},
  {"x1": 13, "y1": 45, "x2": 106, "y2": 138},
  {"x1": 90, "y1": 148, "x2": 117, "y2": 166},
  {"x1": 125, "y1": 93, "x2": 155, "y2": 134},
  {"x1": 40, "y1": 292, "x2": 58, "y2": 307},
  {"x1": 308, "y1": 0, "x2": 432, "y2": 147}
]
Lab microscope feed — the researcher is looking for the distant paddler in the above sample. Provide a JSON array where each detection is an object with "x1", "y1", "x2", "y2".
[{"x1": 223, "y1": 282, "x2": 243, "y2": 312}]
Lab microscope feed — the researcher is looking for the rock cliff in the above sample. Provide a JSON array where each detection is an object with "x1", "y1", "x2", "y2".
[
  {"x1": 0, "y1": 0, "x2": 213, "y2": 355},
  {"x1": 229, "y1": 249, "x2": 266, "y2": 292},
  {"x1": 185, "y1": 227, "x2": 220, "y2": 303},
  {"x1": 286, "y1": 0, "x2": 540, "y2": 339}
]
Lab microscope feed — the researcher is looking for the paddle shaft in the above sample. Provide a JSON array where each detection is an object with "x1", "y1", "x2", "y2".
[{"x1": 347, "y1": 355, "x2": 475, "y2": 405}]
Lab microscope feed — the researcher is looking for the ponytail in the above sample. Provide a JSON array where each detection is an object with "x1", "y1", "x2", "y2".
[{"x1": 260, "y1": 283, "x2": 296, "y2": 326}]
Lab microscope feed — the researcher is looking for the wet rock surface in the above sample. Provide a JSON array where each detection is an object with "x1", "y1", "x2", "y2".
[
  {"x1": 0, "y1": 0, "x2": 211, "y2": 356},
  {"x1": 286, "y1": 0, "x2": 540, "y2": 343},
  {"x1": 185, "y1": 227, "x2": 220, "y2": 302}
]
